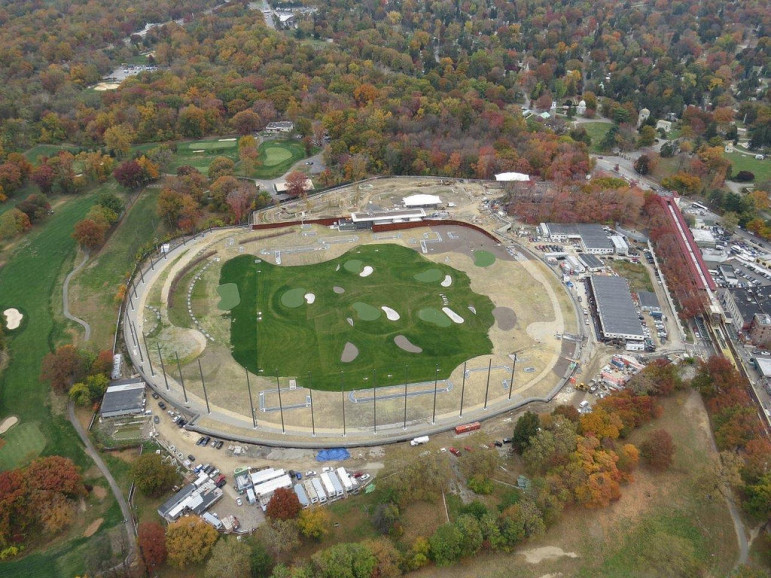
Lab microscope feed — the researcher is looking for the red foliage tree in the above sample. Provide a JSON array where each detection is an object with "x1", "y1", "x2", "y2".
[
  {"x1": 265, "y1": 487, "x2": 302, "y2": 521},
  {"x1": 25, "y1": 456, "x2": 86, "y2": 498},
  {"x1": 39, "y1": 344, "x2": 89, "y2": 393},
  {"x1": 138, "y1": 521, "x2": 168, "y2": 572},
  {"x1": 226, "y1": 184, "x2": 256, "y2": 224},
  {"x1": 285, "y1": 170, "x2": 308, "y2": 198},
  {"x1": 31, "y1": 163, "x2": 55, "y2": 194},
  {"x1": 0, "y1": 469, "x2": 31, "y2": 548},
  {"x1": 640, "y1": 429, "x2": 675, "y2": 471},
  {"x1": 91, "y1": 349, "x2": 114, "y2": 377},
  {"x1": 72, "y1": 218, "x2": 109, "y2": 250}
]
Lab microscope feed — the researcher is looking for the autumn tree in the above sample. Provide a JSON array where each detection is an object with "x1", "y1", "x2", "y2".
[
  {"x1": 16, "y1": 194, "x2": 50, "y2": 223},
  {"x1": 284, "y1": 170, "x2": 308, "y2": 198},
  {"x1": 207, "y1": 156, "x2": 235, "y2": 181},
  {"x1": 39, "y1": 344, "x2": 89, "y2": 393},
  {"x1": 512, "y1": 411, "x2": 541, "y2": 454},
  {"x1": 131, "y1": 453, "x2": 179, "y2": 497},
  {"x1": 103, "y1": 124, "x2": 135, "y2": 158},
  {"x1": 72, "y1": 218, "x2": 109, "y2": 250},
  {"x1": 113, "y1": 158, "x2": 158, "y2": 190},
  {"x1": 165, "y1": 515, "x2": 219, "y2": 568},
  {"x1": 31, "y1": 164, "x2": 55, "y2": 194},
  {"x1": 311, "y1": 542, "x2": 377, "y2": 578},
  {"x1": 364, "y1": 537, "x2": 402, "y2": 578},
  {"x1": 259, "y1": 519, "x2": 300, "y2": 561},
  {"x1": 231, "y1": 109, "x2": 262, "y2": 135},
  {"x1": 640, "y1": 429, "x2": 675, "y2": 471},
  {"x1": 428, "y1": 523, "x2": 464, "y2": 565},
  {"x1": 226, "y1": 184, "x2": 256, "y2": 224},
  {"x1": 298, "y1": 506, "x2": 331, "y2": 540},
  {"x1": 138, "y1": 521, "x2": 167, "y2": 573},
  {"x1": 266, "y1": 487, "x2": 302, "y2": 521},
  {"x1": 0, "y1": 209, "x2": 31, "y2": 240},
  {"x1": 205, "y1": 537, "x2": 251, "y2": 578}
]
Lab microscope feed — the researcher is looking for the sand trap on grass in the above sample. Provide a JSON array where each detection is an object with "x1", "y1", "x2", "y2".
[
  {"x1": 333, "y1": 286, "x2": 345, "y2": 294},
  {"x1": 3, "y1": 308, "x2": 22, "y2": 330},
  {"x1": 0, "y1": 416, "x2": 18, "y2": 434},
  {"x1": 304, "y1": 293, "x2": 316, "y2": 304},
  {"x1": 442, "y1": 307, "x2": 464, "y2": 324},
  {"x1": 441, "y1": 275, "x2": 452, "y2": 287},
  {"x1": 83, "y1": 518, "x2": 103, "y2": 538},
  {"x1": 346, "y1": 317, "x2": 354, "y2": 326},
  {"x1": 192, "y1": 149, "x2": 205, "y2": 153},
  {"x1": 394, "y1": 335, "x2": 422, "y2": 353},
  {"x1": 341, "y1": 342, "x2": 359, "y2": 362},
  {"x1": 218, "y1": 138, "x2": 237, "y2": 142},
  {"x1": 360, "y1": 265, "x2": 374, "y2": 277},
  {"x1": 381, "y1": 306, "x2": 400, "y2": 321}
]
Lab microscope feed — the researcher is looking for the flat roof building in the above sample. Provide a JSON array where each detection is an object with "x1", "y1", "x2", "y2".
[
  {"x1": 348, "y1": 208, "x2": 426, "y2": 229},
  {"x1": 539, "y1": 223, "x2": 613, "y2": 254},
  {"x1": 690, "y1": 228, "x2": 717, "y2": 249},
  {"x1": 590, "y1": 275, "x2": 645, "y2": 341},
  {"x1": 579, "y1": 253, "x2": 605, "y2": 271},
  {"x1": 403, "y1": 194, "x2": 441, "y2": 208},
  {"x1": 100, "y1": 379, "x2": 146, "y2": 418},
  {"x1": 637, "y1": 290, "x2": 661, "y2": 312}
]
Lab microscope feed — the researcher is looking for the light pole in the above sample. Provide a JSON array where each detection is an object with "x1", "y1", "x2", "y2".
[
  {"x1": 276, "y1": 369, "x2": 285, "y2": 434},
  {"x1": 340, "y1": 371, "x2": 346, "y2": 437},
  {"x1": 432, "y1": 365, "x2": 439, "y2": 424},
  {"x1": 459, "y1": 361, "x2": 467, "y2": 417},
  {"x1": 373, "y1": 369, "x2": 377, "y2": 433},
  {"x1": 403, "y1": 365, "x2": 408, "y2": 429}
]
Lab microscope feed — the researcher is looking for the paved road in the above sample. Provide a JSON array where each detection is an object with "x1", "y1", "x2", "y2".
[
  {"x1": 68, "y1": 401, "x2": 137, "y2": 562},
  {"x1": 62, "y1": 252, "x2": 91, "y2": 342}
]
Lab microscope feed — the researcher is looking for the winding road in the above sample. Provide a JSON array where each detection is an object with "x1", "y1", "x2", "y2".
[
  {"x1": 62, "y1": 252, "x2": 92, "y2": 342},
  {"x1": 68, "y1": 401, "x2": 137, "y2": 561}
]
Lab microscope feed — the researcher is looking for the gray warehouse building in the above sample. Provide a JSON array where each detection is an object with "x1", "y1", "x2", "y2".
[
  {"x1": 100, "y1": 378, "x2": 146, "y2": 418},
  {"x1": 589, "y1": 276, "x2": 645, "y2": 341}
]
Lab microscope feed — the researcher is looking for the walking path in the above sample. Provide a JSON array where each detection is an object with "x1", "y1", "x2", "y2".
[
  {"x1": 63, "y1": 252, "x2": 91, "y2": 342},
  {"x1": 68, "y1": 401, "x2": 136, "y2": 563}
]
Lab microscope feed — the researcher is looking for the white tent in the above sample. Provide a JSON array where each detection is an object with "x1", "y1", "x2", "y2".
[{"x1": 495, "y1": 172, "x2": 530, "y2": 182}]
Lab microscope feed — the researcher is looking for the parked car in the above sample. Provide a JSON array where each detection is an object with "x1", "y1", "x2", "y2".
[
  {"x1": 352, "y1": 471, "x2": 363, "y2": 478},
  {"x1": 187, "y1": 454, "x2": 195, "y2": 462},
  {"x1": 464, "y1": 446, "x2": 473, "y2": 453},
  {"x1": 215, "y1": 440, "x2": 224, "y2": 449},
  {"x1": 151, "y1": 392, "x2": 159, "y2": 399},
  {"x1": 494, "y1": 440, "x2": 503, "y2": 447},
  {"x1": 360, "y1": 474, "x2": 371, "y2": 481},
  {"x1": 158, "y1": 401, "x2": 166, "y2": 410},
  {"x1": 449, "y1": 447, "x2": 461, "y2": 456},
  {"x1": 197, "y1": 436, "x2": 206, "y2": 446},
  {"x1": 306, "y1": 470, "x2": 317, "y2": 477},
  {"x1": 295, "y1": 472, "x2": 302, "y2": 480},
  {"x1": 216, "y1": 478, "x2": 227, "y2": 488},
  {"x1": 236, "y1": 497, "x2": 243, "y2": 506},
  {"x1": 322, "y1": 466, "x2": 333, "y2": 473},
  {"x1": 177, "y1": 419, "x2": 186, "y2": 427},
  {"x1": 502, "y1": 438, "x2": 512, "y2": 444},
  {"x1": 153, "y1": 416, "x2": 160, "y2": 424}
]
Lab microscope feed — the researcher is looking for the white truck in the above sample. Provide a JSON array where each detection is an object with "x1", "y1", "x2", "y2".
[{"x1": 410, "y1": 435, "x2": 430, "y2": 446}]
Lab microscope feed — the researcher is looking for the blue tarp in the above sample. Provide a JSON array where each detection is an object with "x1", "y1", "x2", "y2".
[{"x1": 316, "y1": 448, "x2": 350, "y2": 462}]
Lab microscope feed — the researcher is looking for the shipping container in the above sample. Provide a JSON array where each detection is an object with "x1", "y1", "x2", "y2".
[{"x1": 454, "y1": 422, "x2": 481, "y2": 435}]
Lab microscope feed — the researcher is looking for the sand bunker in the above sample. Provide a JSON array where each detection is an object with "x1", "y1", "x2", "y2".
[
  {"x1": 442, "y1": 307, "x2": 465, "y2": 324},
  {"x1": 3, "y1": 308, "x2": 22, "y2": 330},
  {"x1": 0, "y1": 416, "x2": 18, "y2": 434},
  {"x1": 360, "y1": 265, "x2": 374, "y2": 277},
  {"x1": 83, "y1": 518, "x2": 103, "y2": 538},
  {"x1": 493, "y1": 306, "x2": 517, "y2": 330},
  {"x1": 341, "y1": 342, "x2": 359, "y2": 362},
  {"x1": 394, "y1": 335, "x2": 422, "y2": 353},
  {"x1": 218, "y1": 138, "x2": 237, "y2": 142},
  {"x1": 441, "y1": 275, "x2": 452, "y2": 287},
  {"x1": 304, "y1": 293, "x2": 316, "y2": 304},
  {"x1": 333, "y1": 286, "x2": 345, "y2": 294},
  {"x1": 381, "y1": 306, "x2": 400, "y2": 321},
  {"x1": 346, "y1": 317, "x2": 354, "y2": 326}
]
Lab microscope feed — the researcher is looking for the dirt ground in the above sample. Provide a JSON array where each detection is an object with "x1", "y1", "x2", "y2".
[
  {"x1": 82, "y1": 517, "x2": 103, "y2": 538},
  {"x1": 131, "y1": 178, "x2": 576, "y2": 441}
]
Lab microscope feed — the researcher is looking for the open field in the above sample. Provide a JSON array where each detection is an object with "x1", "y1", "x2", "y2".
[
  {"x1": 221, "y1": 243, "x2": 495, "y2": 389},
  {"x1": 726, "y1": 151, "x2": 771, "y2": 184},
  {"x1": 582, "y1": 122, "x2": 613, "y2": 153},
  {"x1": 69, "y1": 187, "x2": 166, "y2": 350},
  {"x1": 413, "y1": 390, "x2": 738, "y2": 577},
  {"x1": 611, "y1": 259, "x2": 654, "y2": 292}
]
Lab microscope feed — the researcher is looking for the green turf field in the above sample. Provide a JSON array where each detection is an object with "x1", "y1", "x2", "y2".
[
  {"x1": 239, "y1": 139, "x2": 308, "y2": 179},
  {"x1": 725, "y1": 151, "x2": 771, "y2": 183},
  {"x1": 220, "y1": 244, "x2": 495, "y2": 389},
  {"x1": 473, "y1": 250, "x2": 496, "y2": 267},
  {"x1": 0, "y1": 422, "x2": 46, "y2": 470},
  {"x1": 216, "y1": 283, "x2": 241, "y2": 310},
  {"x1": 168, "y1": 138, "x2": 239, "y2": 173}
]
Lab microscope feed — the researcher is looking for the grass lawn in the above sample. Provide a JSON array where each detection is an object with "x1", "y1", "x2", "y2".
[
  {"x1": 70, "y1": 187, "x2": 166, "y2": 350},
  {"x1": 611, "y1": 260, "x2": 654, "y2": 292},
  {"x1": 220, "y1": 244, "x2": 495, "y2": 389},
  {"x1": 0, "y1": 422, "x2": 47, "y2": 470},
  {"x1": 725, "y1": 152, "x2": 771, "y2": 184},
  {"x1": 582, "y1": 122, "x2": 613, "y2": 153},
  {"x1": 167, "y1": 138, "x2": 239, "y2": 173},
  {"x1": 0, "y1": 193, "x2": 94, "y2": 470},
  {"x1": 22, "y1": 144, "x2": 80, "y2": 164},
  {"x1": 236, "y1": 139, "x2": 308, "y2": 179}
]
